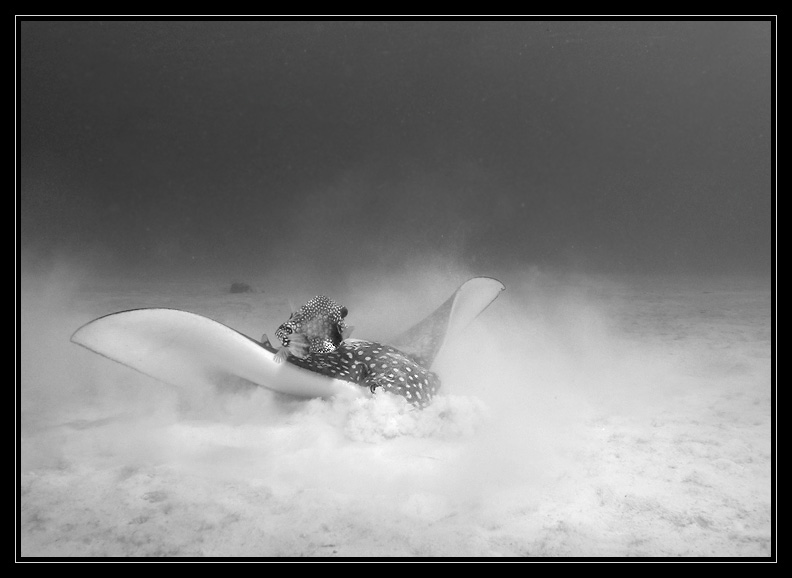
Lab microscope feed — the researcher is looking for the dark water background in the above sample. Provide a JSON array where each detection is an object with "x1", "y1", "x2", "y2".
[{"x1": 20, "y1": 20, "x2": 772, "y2": 286}]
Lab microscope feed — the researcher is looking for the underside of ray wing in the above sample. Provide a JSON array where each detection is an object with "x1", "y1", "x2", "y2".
[{"x1": 388, "y1": 277, "x2": 505, "y2": 369}]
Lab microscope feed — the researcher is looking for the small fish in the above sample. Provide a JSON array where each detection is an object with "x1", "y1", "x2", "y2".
[{"x1": 273, "y1": 295, "x2": 353, "y2": 363}]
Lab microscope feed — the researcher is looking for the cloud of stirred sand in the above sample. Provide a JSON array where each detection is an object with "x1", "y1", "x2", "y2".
[{"x1": 20, "y1": 247, "x2": 687, "y2": 512}]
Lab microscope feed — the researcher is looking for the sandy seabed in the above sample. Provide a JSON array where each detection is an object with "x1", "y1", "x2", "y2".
[{"x1": 19, "y1": 268, "x2": 773, "y2": 558}]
